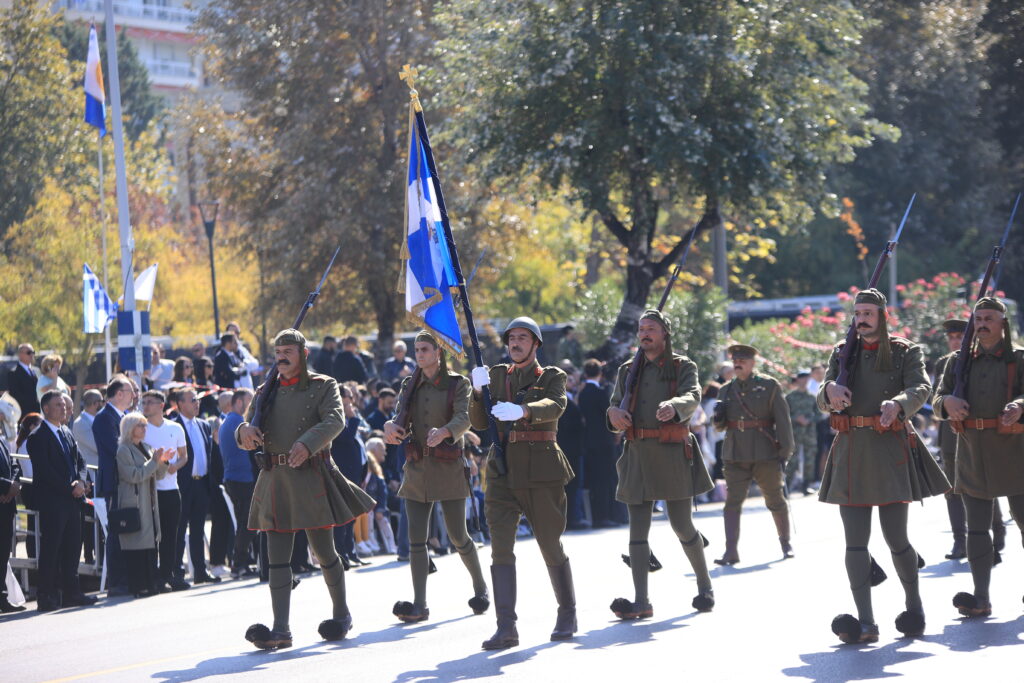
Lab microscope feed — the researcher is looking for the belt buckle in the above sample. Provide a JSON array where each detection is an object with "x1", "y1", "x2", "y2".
[
  {"x1": 737, "y1": 419, "x2": 745, "y2": 432},
  {"x1": 973, "y1": 419, "x2": 986, "y2": 431},
  {"x1": 852, "y1": 416, "x2": 865, "y2": 428},
  {"x1": 276, "y1": 454, "x2": 288, "y2": 466},
  {"x1": 508, "y1": 431, "x2": 518, "y2": 444},
  {"x1": 192, "y1": 474, "x2": 201, "y2": 480}
]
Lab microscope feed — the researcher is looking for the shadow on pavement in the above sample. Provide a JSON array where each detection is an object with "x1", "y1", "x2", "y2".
[
  {"x1": 919, "y1": 559, "x2": 970, "y2": 579},
  {"x1": 150, "y1": 644, "x2": 330, "y2": 682},
  {"x1": 571, "y1": 613, "x2": 697, "y2": 649},
  {"x1": 349, "y1": 614, "x2": 476, "y2": 647},
  {"x1": 390, "y1": 640, "x2": 560, "y2": 682},
  {"x1": 782, "y1": 637, "x2": 928, "y2": 681},
  {"x1": 710, "y1": 558, "x2": 782, "y2": 577}
]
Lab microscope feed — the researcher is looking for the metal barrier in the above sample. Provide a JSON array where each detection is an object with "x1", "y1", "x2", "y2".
[{"x1": 9, "y1": 455, "x2": 104, "y2": 596}]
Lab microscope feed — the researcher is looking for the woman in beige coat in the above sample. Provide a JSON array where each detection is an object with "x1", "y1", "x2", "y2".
[{"x1": 116, "y1": 413, "x2": 172, "y2": 597}]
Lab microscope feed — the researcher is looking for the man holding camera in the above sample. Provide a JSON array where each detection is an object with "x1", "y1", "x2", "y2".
[{"x1": 470, "y1": 317, "x2": 576, "y2": 650}]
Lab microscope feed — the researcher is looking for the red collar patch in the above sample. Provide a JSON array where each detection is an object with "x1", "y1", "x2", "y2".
[{"x1": 279, "y1": 375, "x2": 299, "y2": 387}]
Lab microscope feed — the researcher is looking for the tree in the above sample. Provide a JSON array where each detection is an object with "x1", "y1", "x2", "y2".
[
  {"x1": 188, "y1": 0, "x2": 439, "y2": 356},
  {"x1": 0, "y1": 0, "x2": 81, "y2": 235},
  {"x1": 436, "y1": 0, "x2": 888, "y2": 357}
]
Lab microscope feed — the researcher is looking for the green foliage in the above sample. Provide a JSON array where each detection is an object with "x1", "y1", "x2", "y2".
[{"x1": 575, "y1": 278, "x2": 727, "y2": 381}]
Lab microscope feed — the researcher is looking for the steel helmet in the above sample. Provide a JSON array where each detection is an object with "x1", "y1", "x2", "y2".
[{"x1": 502, "y1": 316, "x2": 543, "y2": 346}]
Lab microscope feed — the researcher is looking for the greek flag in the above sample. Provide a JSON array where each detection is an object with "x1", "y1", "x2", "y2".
[
  {"x1": 117, "y1": 311, "x2": 151, "y2": 372},
  {"x1": 83, "y1": 264, "x2": 116, "y2": 333},
  {"x1": 84, "y1": 24, "x2": 106, "y2": 136},
  {"x1": 399, "y1": 107, "x2": 464, "y2": 356}
]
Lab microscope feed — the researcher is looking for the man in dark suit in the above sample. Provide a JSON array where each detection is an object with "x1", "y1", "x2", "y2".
[
  {"x1": 559, "y1": 369, "x2": 588, "y2": 529},
  {"x1": 7, "y1": 343, "x2": 40, "y2": 414},
  {"x1": 174, "y1": 387, "x2": 221, "y2": 584},
  {"x1": 0, "y1": 433, "x2": 24, "y2": 612},
  {"x1": 92, "y1": 375, "x2": 135, "y2": 595},
  {"x1": 332, "y1": 336, "x2": 368, "y2": 384},
  {"x1": 213, "y1": 333, "x2": 248, "y2": 390},
  {"x1": 313, "y1": 336, "x2": 337, "y2": 375},
  {"x1": 29, "y1": 390, "x2": 97, "y2": 611},
  {"x1": 579, "y1": 359, "x2": 622, "y2": 528}
]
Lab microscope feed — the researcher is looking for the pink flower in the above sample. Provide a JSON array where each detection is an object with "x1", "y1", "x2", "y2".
[
  {"x1": 837, "y1": 292, "x2": 850, "y2": 302},
  {"x1": 896, "y1": 284, "x2": 906, "y2": 292}
]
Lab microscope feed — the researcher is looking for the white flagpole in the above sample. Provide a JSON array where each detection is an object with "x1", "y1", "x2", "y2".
[
  {"x1": 104, "y1": 0, "x2": 141, "y2": 378},
  {"x1": 98, "y1": 131, "x2": 112, "y2": 382}
]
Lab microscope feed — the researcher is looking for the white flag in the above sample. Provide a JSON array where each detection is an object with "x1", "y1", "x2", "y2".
[{"x1": 134, "y1": 263, "x2": 158, "y2": 301}]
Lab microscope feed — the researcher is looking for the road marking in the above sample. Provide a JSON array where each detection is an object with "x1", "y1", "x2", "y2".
[{"x1": 41, "y1": 649, "x2": 224, "y2": 683}]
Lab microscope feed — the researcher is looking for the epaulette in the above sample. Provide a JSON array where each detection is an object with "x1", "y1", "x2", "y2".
[{"x1": 306, "y1": 372, "x2": 332, "y2": 383}]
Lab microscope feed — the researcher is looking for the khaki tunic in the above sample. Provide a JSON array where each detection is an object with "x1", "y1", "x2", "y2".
[
  {"x1": 238, "y1": 372, "x2": 375, "y2": 532},
  {"x1": 607, "y1": 352, "x2": 713, "y2": 504},
  {"x1": 816, "y1": 337, "x2": 948, "y2": 505},
  {"x1": 469, "y1": 361, "x2": 573, "y2": 489},
  {"x1": 932, "y1": 353, "x2": 958, "y2": 482},
  {"x1": 116, "y1": 442, "x2": 167, "y2": 551},
  {"x1": 713, "y1": 374, "x2": 795, "y2": 463},
  {"x1": 396, "y1": 371, "x2": 472, "y2": 503},
  {"x1": 933, "y1": 346, "x2": 1024, "y2": 499}
]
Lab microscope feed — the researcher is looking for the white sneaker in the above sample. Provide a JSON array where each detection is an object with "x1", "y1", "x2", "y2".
[
  {"x1": 356, "y1": 542, "x2": 373, "y2": 557},
  {"x1": 210, "y1": 565, "x2": 230, "y2": 578}
]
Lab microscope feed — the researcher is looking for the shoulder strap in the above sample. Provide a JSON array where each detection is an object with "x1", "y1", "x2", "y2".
[
  {"x1": 627, "y1": 356, "x2": 645, "y2": 415},
  {"x1": 446, "y1": 376, "x2": 458, "y2": 421},
  {"x1": 396, "y1": 370, "x2": 422, "y2": 431}
]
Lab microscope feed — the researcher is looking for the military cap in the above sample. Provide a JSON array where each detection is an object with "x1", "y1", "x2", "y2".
[
  {"x1": 415, "y1": 330, "x2": 438, "y2": 346},
  {"x1": 502, "y1": 317, "x2": 543, "y2": 346},
  {"x1": 273, "y1": 328, "x2": 307, "y2": 347},
  {"x1": 942, "y1": 319, "x2": 968, "y2": 334},
  {"x1": 639, "y1": 309, "x2": 671, "y2": 333},
  {"x1": 727, "y1": 344, "x2": 758, "y2": 360},
  {"x1": 796, "y1": 368, "x2": 811, "y2": 378},
  {"x1": 974, "y1": 297, "x2": 1007, "y2": 313},
  {"x1": 855, "y1": 288, "x2": 887, "y2": 307}
]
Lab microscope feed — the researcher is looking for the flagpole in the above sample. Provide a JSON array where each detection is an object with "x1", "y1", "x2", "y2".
[
  {"x1": 105, "y1": 0, "x2": 141, "y2": 381},
  {"x1": 401, "y1": 70, "x2": 508, "y2": 476},
  {"x1": 98, "y1": 131, "x2": 112, "y2": 382}
]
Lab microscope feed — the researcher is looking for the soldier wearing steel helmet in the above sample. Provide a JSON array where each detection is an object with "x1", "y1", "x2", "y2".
[{"x1": 469, "y1": 317, "x2": 576, "y2": 650}]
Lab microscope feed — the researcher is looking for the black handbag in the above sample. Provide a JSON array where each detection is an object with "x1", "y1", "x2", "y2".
[{"x1": 109, "y1": 505, "x2": 141, "y2": 534}]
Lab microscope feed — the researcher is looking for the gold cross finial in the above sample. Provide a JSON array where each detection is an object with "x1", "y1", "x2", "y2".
[{"x1": 399, "y1": 64, "x2": 422, "y2": 112}]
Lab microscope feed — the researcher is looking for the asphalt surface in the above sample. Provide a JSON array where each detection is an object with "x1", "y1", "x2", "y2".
[{"x1": 6, "y1": 493, "x2": 1024, "y2": 682}]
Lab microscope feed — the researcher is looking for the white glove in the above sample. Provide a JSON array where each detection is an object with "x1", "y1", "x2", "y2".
[
  {"x1": 471, "y1": 366, "x2": 491, "y2": 391},
  {"x1": 491, "y1": 402, "x2": 526, "y2": 422}
]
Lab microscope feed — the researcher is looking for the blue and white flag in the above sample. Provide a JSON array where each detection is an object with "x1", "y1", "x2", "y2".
[
  {"x1": 117, "y1": 311, "x2": 151, "y2": 372},
  {"x1": 83, "y1": 264, "x2": 116, "y2": 333},
  {"x1": 84, "y1": 24, "x2": 106, "y2": 136},
  {"x1": 399, "y1": 108, "x2": 464, "y2": 356}
]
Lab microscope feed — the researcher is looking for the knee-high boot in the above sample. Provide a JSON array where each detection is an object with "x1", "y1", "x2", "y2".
[
  {"x1": 547, "y1": 559, "x2": 577, "y2": 641},
  {"x1": 481, "y1": 565, "x2": 518, "y2": 650},
  {"x1": 771, "y1": 507, "x2": 793, "y2": 558},
  {"x1": 715, "y1": 509, "x2": 741, "y2": 565}
]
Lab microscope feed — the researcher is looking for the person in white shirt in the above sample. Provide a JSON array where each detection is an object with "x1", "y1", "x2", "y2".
[
  {"x1": 141, "y1": 390, "x2": 190, "y2": 592},
  {"x1": 145, "y1": 345, "x2": 176, "y2": 392},
  {"x1": 226, "y1": 322, "x2": 263, "y2": 390}
]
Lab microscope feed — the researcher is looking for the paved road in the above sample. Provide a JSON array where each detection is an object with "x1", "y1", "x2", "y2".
[{"x1": 7, "y1": 494, "x2": 1024, "y2": 682}]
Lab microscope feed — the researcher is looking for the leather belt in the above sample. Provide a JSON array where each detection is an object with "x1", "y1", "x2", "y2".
[
  {"x1": 266, "y1": 452, "x2": 327, "y2": 469},
  {"x1": 726, "y1": 419, "x2": 772, "y2": 432},
  {"x1": 950, "y1": 418, "x2": 1024, "y2": 434},
  {"x1": 508, "y1": 430, "x2": 557, "y2": 443},
  {"x1": 830, "y1": 414, "x2": 902, "y2": 433},
  {"x1": 192, "y1": 474, "x2": 206, "y2": 480},
  {"x1": 631, "y1": 428, "x2": 670, "y2": 440}
]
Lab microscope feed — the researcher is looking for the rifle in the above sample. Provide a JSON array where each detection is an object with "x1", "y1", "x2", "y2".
[
  {"x1": 249, "y1": 247, "x2": 340, "y2": 464},
  {"x1": 618, "y1": 224, "x2": 701, "y2": 411},
  {"x1": 951, "y1": 193, "x2": 1021, "y2": 399},
  {"x1": 834, "y1": 194, "x2": 916, "y2": 390}
]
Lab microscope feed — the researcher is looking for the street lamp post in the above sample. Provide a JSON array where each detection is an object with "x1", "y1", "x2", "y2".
[{"x1": 199, "y1": 200, "x2": 221, "y2": 338}]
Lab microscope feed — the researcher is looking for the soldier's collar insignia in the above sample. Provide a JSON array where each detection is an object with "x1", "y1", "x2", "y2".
[
  {"x1": 861, "y1": 341, "x2": 880, "y2": 351},
  {"x1": 279, "y1": 375, "x2": 299, "y2": 387}
]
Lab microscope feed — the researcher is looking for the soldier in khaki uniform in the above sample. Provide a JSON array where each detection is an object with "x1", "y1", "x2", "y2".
[
  {"x1": 933, "y1": 297, "x2": 1024, "y2": 618},
  {"x1": 785, "y1": 370, "x2": 819, "y2": 495},
  {"x1": 383, "y1": 331, "x2": 489, "y2": 623},
  {"x1": 605, "y1": 310, "x2": 715, "y2": 620},
  {"x1": 711, "y1": 344, "x2": 795, "y2": 565},
  {"x1": 932, "y1": 319, "x2": 1007, "y2": 561},
  {"x1": 469, "y1": 317, "x2": 576, "y2": 650},
  {"x1": 236, "y1": 329, "x2": 375, "y2": 649},
  {"x1": 819, "y1": 289, "x2": 948, "y2": 644}
]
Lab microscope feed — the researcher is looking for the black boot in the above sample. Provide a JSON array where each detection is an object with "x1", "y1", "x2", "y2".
[
  {"x1": 481, "y1": 565, "x2": 518, "y2": 650},
  {"x1": 771, "y1": 508, "x2": 793, "y2": 559},
  {"x1": 714, "y1": 509, "x2": 740, "y2": 566},
  {"x1": 547, "y1": 559, "x2": 577, "y2": 641},
  {"x1": 945, "y1": 535, "x2": 967, "y2": 560}
]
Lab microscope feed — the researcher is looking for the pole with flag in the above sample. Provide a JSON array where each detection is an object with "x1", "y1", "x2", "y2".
[
  {"x1": 398, "y1": 65, "x2": 508, "y2": 475},
  {"x1": 104, "y1": 0, "x2": 147, "y2": 377},
  {"x1": 84, "y1": 23, "x2": 113, "y2": 381}
]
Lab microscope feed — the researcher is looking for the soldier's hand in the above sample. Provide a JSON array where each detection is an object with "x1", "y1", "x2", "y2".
[
  {"x1": 943, "y1": 396, "x2": 970, "y2": 421},
  {"x1": 825, "y1": 383, "x2": 853, "y2": 412},
  {"x1": 288, "y1": 441, "x2": 311, "y2": 468},
  {"x1": 383, "y1": 421, "x2": 406, "y2": 445},
  {"x1": 879, "y1": 400, "x2": 901, "y2": 428},
  {"x1": 1001, "y1": 402, "x2": 1023, "y2": 426},
  {"x1": 471, "y1": 366, "x2": 491, "y2": 393},
  {"x1": 238, "y1": 424, "x2": 264, "y2": 450},
  {"x1": 426, "y1": 427, "x2": 451, "y2": 447},
  {"x1": 655, "y1": 402, "x2": 676, "y2": 422},
  {"x1": 71, "y1": 481, "x2": 86, "y2": 498},
  {"x1": 607, "y1": 407, "x2": 633, "y2": 431}
]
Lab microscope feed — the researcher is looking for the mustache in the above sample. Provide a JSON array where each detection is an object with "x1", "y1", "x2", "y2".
[
  {"x1": 977, "y1": 327, "x2": 990, "y2": 333},
  {"x1": 857, "y1": 323, "x2": 871, "y2": 329},
  {"x1": 640, "y1": 337, "x2": 653, "y2": 343},
  {"x1": 277, "y1": 359, "x2": 291, "y2": 365}
]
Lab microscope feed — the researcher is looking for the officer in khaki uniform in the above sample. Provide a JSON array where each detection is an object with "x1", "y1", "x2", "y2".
[
  {"x1": 606, "y1": 309, "x2": 715, "y2": 620},
  {"x1": 932, "y1": 319, "x2": 1007, "y2": 561},
  {"x1": 934, "y1": 297, "x2": 1024, "y2": 618},
  {"x1": 785, "y1": 370, "x2": 819, "y2": 494},
  {"x1": 469, "y1": 317, "x2": 575, "y2": 650},
  {"x1": 711, "y1": 344, "x2": 794, "y2": 565},
  {"x1": 819, "y1": 289, "x2": 948, "y2": 644},
  {"x1": 236, "y1": 329, "x2": 375, "y2": 650},
  {"x1": 384, "y1": 331, "x2": 488, "y2": 623}
]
